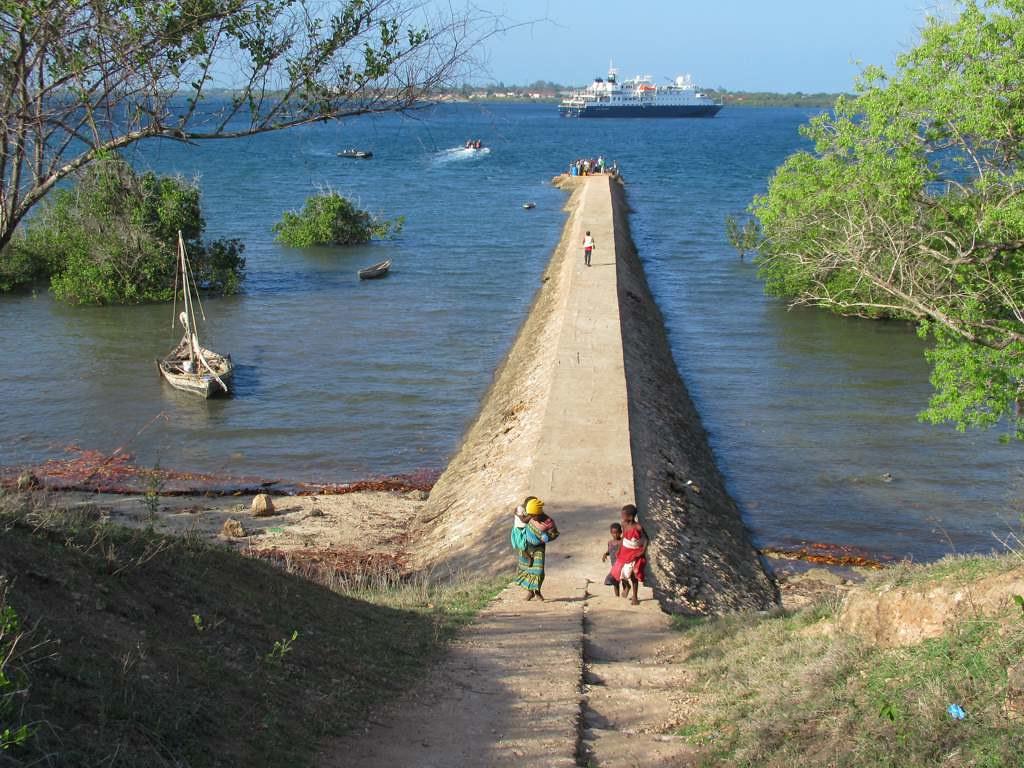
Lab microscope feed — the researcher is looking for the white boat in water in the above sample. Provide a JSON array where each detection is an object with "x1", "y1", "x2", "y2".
[
  {"x1": 559, "y1": 62, "x2": 722, "y2": 118},
  {"x1": 157, "y1": 232, "x2": 233, "y2": 398}
]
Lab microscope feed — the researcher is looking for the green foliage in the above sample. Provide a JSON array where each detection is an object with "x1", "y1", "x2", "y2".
[
  {"x1": 724, "y1": 214, "x2": 762, "y2": 259},
  {"x1": 0, "y1": 580, "x2": 32, "y2": 753},
  {"x1": 0, "y1": 238, "x2": 53, "y2": 293},
  {"x1": 751, "y1": 0, "x2": 1024, "y2": 437},
  {"x1": 17, "y1": 155, "x2": 245, "y2": 304},
  {"x1": 273, "y1": 191, "x2": 403, "y2": 247},
  {"x1": 265, "y1": 630, "x2": 299, "y2": 665}
]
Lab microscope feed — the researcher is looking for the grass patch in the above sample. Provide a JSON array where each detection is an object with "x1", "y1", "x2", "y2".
[
  {"x1": 867, "y1": 552, "x2": 1022, "y2": 591},
  {"x1": 0, "y1": 493, "x2": 505, "y2": 767},
  {"x1": 671, "y1": 559, "x2": 1024, "y2": 767}
]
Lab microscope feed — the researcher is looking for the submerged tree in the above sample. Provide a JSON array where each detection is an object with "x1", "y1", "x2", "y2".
[
  {"x1": 751, "y1": 0, "x2": 1024, "y2": 437},
  {"x1": 0, "y1": 0, "x2": 494, "y2": 255},
  {"x1": 273, "y1": 191, "x2": 402, "y2": 247},
  {"x1": 725, "y1": 214, "x2": 761, "y2": 259},
  {"x1": 21, "y1": 154, "x2": 245, "y2": 304}
]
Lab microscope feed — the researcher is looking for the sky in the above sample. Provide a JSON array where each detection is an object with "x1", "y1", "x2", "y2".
[{"x1": 476, "y1": 0, "x2": 942, "y2": 92}]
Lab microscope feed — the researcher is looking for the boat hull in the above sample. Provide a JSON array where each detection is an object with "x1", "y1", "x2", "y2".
[
  {"x1": 157, "y1": 346, "x2": 234, "y2": 398},
  {"x1": 358, "y1": 259, "x2": 392, "y2": 279},
  {"x1": 559, "y1": 104, "x2": 723, "y2": 118}
]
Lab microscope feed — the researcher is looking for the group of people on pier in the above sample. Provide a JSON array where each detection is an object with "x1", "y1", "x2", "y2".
[
  {"x1": 510, "y1": 497, "x2": 648, "y2": 606},
  {"x1": 569, "y1": 155, "x2": 617, "y2": 176}
]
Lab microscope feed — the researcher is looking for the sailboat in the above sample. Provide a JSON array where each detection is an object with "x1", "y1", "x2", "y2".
[{"x1": 156, "y1": 232, "x2": 234, "y2": 398}]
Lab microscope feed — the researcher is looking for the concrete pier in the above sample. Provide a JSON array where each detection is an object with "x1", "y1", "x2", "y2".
[{"x1": 329, "y1": 175, "x2": 776, "y2": 766}]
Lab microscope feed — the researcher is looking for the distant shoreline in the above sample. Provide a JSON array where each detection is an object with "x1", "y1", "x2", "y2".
[{"x1": 189, "y1": 87, "x2": 845, "y2": 110}]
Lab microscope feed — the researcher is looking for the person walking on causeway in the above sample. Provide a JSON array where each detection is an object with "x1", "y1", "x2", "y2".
[
  {"x1": 511, "y1": 496, "x2": 559, "y2": 601},
  {"x1": 583, "y1": 230, "x2": 596, "y2": 267}
]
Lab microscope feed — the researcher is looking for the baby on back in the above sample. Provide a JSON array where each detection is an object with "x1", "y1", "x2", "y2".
[{"x1": 511, "y1": 496, "x2": 559, "y2": 548}]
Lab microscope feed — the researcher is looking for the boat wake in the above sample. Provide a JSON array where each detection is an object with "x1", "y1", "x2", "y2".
[{"x1": 433, "y1": 146, "x2": 491, "y2": 165}]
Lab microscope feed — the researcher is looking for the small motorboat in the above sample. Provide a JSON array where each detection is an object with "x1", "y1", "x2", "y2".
[
  {"x1": 338, "y1": 149, "x2": 373, "y2": 159},
  {"x1": 522, "y1": 202, "x2": 536, "y2": 210},
  {"x1": 358, "y1": 259, "x2": 391, "y2": 279},
  {"x1": 463, "y1": 139, "x2": 484, "y2": 150}
]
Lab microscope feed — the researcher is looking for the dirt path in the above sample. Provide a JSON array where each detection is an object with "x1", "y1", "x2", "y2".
[{"x1": 325, "y1": 176, "x2": 696, "y2": 766}]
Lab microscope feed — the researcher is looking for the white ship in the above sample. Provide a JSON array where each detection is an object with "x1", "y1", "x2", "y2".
[{"x1": 559, "y1": 63, "x2": 722, "y2": 118}]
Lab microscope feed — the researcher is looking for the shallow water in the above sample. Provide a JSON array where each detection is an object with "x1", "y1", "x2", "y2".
[{"x1": 1, "y1": 104, "x2": 1020, "y2": 559}]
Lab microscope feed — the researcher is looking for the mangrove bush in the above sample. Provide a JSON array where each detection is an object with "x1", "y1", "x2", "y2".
[
  {"x1": 750, "y1": 0, "x2": 1024, "y2": 438},
  {"x1": 17, "y1": 156, "x2": 245, "y2": 304},
  {"x1": 273, "y1": 192, "x2": 403, "y2": 247}
]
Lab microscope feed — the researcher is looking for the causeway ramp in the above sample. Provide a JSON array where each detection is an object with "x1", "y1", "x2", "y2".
[{"x1": 329, "y1": 174, "x2": 776, "y2": 767}]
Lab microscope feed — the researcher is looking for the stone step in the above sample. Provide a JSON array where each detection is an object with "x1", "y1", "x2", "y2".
[
  {"x1": 584, "y1": 661, "x2": 692, "y2": 689},
  {"x1": 581, "y1": 684, "x2": 685, "y2": 734},
  {"x1": 578, "y1": 728, "x2": 697, "y2": 768}
]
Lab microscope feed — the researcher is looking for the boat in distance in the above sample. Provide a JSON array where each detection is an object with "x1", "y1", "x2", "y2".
[
  {"x1": 559, "y1": 63, "x2": 722, "y2": 118},
  {"x1": 358, "y1": 259, "x2": 391, "y2": 279},
  {"x1": 338, "y1": 149, "x2": 373, "y2": 159}
]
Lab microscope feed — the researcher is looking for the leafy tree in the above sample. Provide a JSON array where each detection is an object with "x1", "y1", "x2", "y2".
[
  {"x1": 21, "y1": 155, "x2": 244, "y2": 304},
  {"x1": 751, "y1": 0, "x2": 1024, "y2": 437},
  {"x1": 273, "y1": 192, "x2": 402, "y2": 247},
  {"x1": 0, "y1": 1, "x2": 495, "y2": 255}
]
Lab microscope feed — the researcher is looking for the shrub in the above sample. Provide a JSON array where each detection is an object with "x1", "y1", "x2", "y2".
[
  {"x1": 0, "y1": 238, "x2": 52, "y2": 293},
  {"x1": 273, "y1": 191, "x2": 402, "y2": 247},
  {"x1": 18, "y1": 155, "x2": 245, "y2": 304}
]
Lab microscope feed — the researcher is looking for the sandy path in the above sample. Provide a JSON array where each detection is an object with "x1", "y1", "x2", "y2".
[{"x1": 325, "y1": 176, "x2": 696, "y2": 767}]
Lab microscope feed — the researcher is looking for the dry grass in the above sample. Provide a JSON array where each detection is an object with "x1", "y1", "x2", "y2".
[
  {"x1": 672, "y1": 560, "x2": 1024, "y2": 767},
  {"x1": 0, "y1": 491, "x2": 506, "y2": 767}
]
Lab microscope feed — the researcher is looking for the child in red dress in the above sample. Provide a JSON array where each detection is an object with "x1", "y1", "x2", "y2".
[{"x1": 609, "y1": 504, "x2": 648, "y2": 605}]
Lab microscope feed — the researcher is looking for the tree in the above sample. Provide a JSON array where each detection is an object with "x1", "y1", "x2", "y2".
[
  {"x1": 272, "y1": 191, "x2": 401, "y2": 246},
  {"x1": 21, "y1": 154, "x2": 244, "y2": 304},
  {"x1": 725, "y1": 214, "x2": 761, "y2": 259},
  {"x1": 0, "y1": 0, "x2": 494, "y2": 254},
  {"x1": 751, "y1": 0, "x2": 1024, "y2": 438}
]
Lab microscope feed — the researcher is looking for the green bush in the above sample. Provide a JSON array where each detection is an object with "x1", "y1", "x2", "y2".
[
  {"x1": 273, "y1": 191, "x2": 402, "y2": 247},
  {"x1": 0, "y1": 238, "x2": 53, "y2": 293},
  {"x1": 16, "y1": 155, "x2": 245, "y2": 304}
]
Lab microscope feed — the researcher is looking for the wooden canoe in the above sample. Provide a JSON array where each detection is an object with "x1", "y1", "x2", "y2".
[{"x1": 358, "y1": 259, "x2": 391, "y2": 280}]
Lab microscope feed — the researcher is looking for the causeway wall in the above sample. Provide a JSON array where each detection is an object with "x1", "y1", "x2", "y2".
[{"x1": 411, "y1": 174, "x2": 776, "y2": 613}]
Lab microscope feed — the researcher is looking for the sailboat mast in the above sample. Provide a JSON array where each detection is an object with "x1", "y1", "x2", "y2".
[{"x1": 178, "y1": 231, "x2": 197, "y2": 364}]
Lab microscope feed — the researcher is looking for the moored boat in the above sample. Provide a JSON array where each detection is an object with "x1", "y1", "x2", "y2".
[
  {"x1": 358, "y1": 259, "x2": 391, "y2": 279},
  {"x1": 157, "y1": 232, "x2": 233, "y2": 398}
]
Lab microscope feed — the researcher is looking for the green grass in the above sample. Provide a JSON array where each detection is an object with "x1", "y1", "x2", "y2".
[
  {"x1": 0, "y1": 494, "x2": 505, "y2": 767},
  {"x1": 670, "y1": 558, "x2": 1024, "y2": 767}
]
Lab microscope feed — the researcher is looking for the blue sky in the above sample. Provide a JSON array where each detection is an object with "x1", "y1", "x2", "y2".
[{"x1": 478, "y1": 0, "x2": 938, "y2": 91}]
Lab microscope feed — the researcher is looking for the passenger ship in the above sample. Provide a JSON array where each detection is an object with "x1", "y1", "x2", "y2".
[{"x1": 559, "y1": 63, "x2": 722, "y2": 118}]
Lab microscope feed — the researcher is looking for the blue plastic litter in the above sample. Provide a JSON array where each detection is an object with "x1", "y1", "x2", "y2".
[{"x1": 947, "y1": 704, "x2": 966, "y2": 720}]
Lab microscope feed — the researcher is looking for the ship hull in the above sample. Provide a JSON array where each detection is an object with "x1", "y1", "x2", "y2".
[{"x1": 559, "y1": 104, "x2": 723, "y2": 118}]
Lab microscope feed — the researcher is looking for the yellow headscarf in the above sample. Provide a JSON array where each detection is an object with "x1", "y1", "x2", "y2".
[{"x1": 525, "y1": 497, "x2": 544, "y2": 516}]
